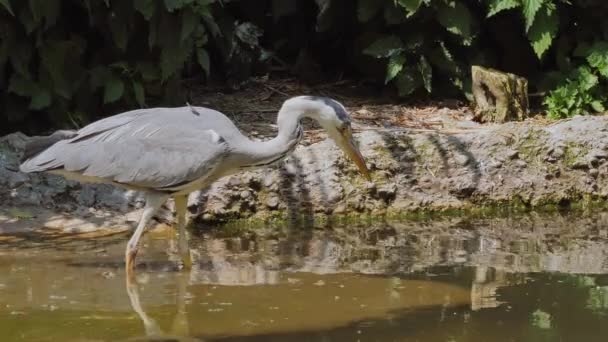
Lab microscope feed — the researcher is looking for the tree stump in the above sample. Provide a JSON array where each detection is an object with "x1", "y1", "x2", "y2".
[{"x1": 471, "y1": 65, "x2": 529, "y2": 123}]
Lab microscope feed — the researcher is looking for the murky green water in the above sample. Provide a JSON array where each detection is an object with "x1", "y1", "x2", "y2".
[{"x1": 1, "y1": 214, "x2": 608, "y2": 341}]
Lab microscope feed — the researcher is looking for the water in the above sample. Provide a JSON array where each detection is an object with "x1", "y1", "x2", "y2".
[{"x1": 1, "y1": 214, "x2": 608, "y2": 341}]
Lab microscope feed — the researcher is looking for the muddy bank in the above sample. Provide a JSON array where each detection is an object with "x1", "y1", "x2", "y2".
[{"x1": 2, "y1": 115, "x2": 608, "y2": 231}]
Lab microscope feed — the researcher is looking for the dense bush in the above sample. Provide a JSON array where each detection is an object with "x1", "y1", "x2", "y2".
[
  {"x1": 0, "y1": 0, "x2": 216, "y2": 133},
  {"x1": 1, "y1": 0, "x2": 608, "y2": 133}
]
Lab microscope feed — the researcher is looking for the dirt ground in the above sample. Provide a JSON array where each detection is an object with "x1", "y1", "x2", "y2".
[{"x1": 185, "y1": 77, "x2": 479, "y2": 142}]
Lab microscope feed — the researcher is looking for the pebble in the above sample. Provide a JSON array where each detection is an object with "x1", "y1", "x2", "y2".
[
  {"x1": 265, "y1": 196, "x2": 280, "y2": 209},
  {"x1": 590, "y1": 168, "x2": 599, "y2": 178}
]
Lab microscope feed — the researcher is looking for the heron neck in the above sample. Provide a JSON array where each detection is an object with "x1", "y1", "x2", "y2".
[{"x1": 238, "y1": 106, "x2": 305, "y2": 169}]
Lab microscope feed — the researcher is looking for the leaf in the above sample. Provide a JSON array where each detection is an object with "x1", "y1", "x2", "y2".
[
  {"x1": 527, "y1": 4, "x2": 558, "y2": 59},
  {"x1": 19, "y1": 7, "x2": 38, "y2": 34},
  {"x1": 395, "y1": 69, "x2": 421, "y2": 97},
  {"x1": 437, "y1": 2, "x2": 474, "y2": 45},
  {"x1": 586, "y1": 42, "x2": 608, "y2": 78},
  {"x1": 0, "y1": 0, "x2": 14, "y2": 15},
  {"x1": 573, "y1": 66, "x2": 598, "y2": 91},
  {"x1": 29, "y1": 88, "x2": 51, "y2": 110},
  {"x1": 487, "y1": 0, "x2": 520, "y2": 18},
  {"x1": 160, "y1": 46, "x2": 189, "y2": 81},
  {"x1": 357, "y1": 0, "x2": 383, "y2": 22},
  {"x1": 104, "y1": 75, "x2": 124, "y2": 103},
  {"x1": 134, "y1": 0, "x2": 156, "y2": 20},
  {"x1": 363, "y1": 35, "x2": 404, "y2": 58},
  {"x1": 8, "y1": 74, "x2": 34, "y2": 96},
  {"x1": 164, "y1": 0, "x2": 192, "y2": 12},
  {"x1": 89, "y1": 66, "x2": 111, "y2": 90},
  {"x1": 396, "y1": 0, "x2": 422, "y2": 17},
  {"x1": 10, "y1": 42, "x2": 33, "y2": 77},
  {"x1": 196, "y1": 48, "x2": 210, "y2": 76},
  {"x1": 137, "y1": 62, "x2": 160, "y2": 81},
  {"x1": 40, "y1": 40, "x2": 85, "y2": 98},
  {"x1": 132, "y1": 81, "x2": 145, "y2": 107},
  {"x1": 522, "y1": 0, "x2": 544, "y2": 32},
  {"x1": 591, "y1": 101, "x2": 605, "y2": 113},
  {"x1": 180, "y1": 8, "x2": 198, "y2": 41},
  {"x1": 418, "y1": 55, "x2": 432, "y2": 93},
  {"x1": 429, "y1": 41, "x2": 460, "y2": 75},
  {"x1": 29, "y1": 0, "x2": 61, "y2": 29},
  {"x1": 384, "y1": 3, "x2": 407, "y2": 25},
  {"x1": 386, "y1": 54, "x2": 406, "y2": 84}
]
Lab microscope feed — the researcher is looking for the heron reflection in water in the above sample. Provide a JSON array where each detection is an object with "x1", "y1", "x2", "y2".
[{"x1": 19, "y1": 96, "x2": 371, "y2": 276}]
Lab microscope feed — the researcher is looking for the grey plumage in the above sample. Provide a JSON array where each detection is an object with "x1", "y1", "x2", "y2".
[
  {"x1": 20, "y1": 107, "x2": 239, "y2": 191},
  {"x1": 20, "y1": 130, "x2": 78, "y2": 163},
  {"x1": 18, "y1": 96, "x2": 369, "y2": 273}
]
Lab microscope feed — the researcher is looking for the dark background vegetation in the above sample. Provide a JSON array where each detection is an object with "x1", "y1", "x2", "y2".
[{"x1": 1, "y1": 0, "x2": 608, "y2": 135}]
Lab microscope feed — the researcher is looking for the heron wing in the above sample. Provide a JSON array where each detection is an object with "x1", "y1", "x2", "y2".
[{"x1": 21, "y1": 108, "x2": 232, "y2": 190}]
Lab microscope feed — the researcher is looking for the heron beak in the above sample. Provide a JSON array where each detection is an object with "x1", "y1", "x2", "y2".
[{"x1": 338, "y1": 131, "x2": 371, "y2": 181}]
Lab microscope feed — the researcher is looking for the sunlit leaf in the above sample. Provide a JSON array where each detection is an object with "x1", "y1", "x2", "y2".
[
  {"x1": 364, "y1": 35, "x2": 404, "y2": 58},
  {"x1": 572, "y1": 66, "x2": 598, "y2": 91},
  {"x1": 386, "y1": 54, "x2": 406, "y2": 84},
  {"x1": 586, "y1": 42, "x2": 608, "y2": 78},
  {"x1": 418, "y1": 55, "x2": 432, "y2": 93},
  {"x1": 528, "y1": 4, "x2": 558, "y2": 59},
  {"x1": 522, "y1": 0, "x2": 544, "y2": 32},
  {"x1": 590, "y1": 101, "x2": 605, "y2": 113},
  {"x1": 487, "y1": 0, "x2": 520, "y2": 18}
]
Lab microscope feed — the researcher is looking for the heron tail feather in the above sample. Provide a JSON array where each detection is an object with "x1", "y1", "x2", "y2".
[{"x1": 20, "y1": 130, "x2": 77, "y2": 164}]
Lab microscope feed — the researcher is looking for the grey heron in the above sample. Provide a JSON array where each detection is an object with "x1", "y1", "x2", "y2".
[{"x1": 19, "y1": 96, "x2": 371, "y2": 274}]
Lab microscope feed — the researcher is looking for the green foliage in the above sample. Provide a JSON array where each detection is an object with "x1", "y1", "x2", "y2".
[
  {"x1": 544, "y1": 66, "x2": 606, "y2": 119},
  {"x1": 0, "y1": 0, "x2": 216, "y2": 130}
]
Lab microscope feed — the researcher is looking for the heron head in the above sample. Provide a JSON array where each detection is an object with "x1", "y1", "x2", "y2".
[{"x1": 300, "y1": 96, "x2": 371, "y2": 181}]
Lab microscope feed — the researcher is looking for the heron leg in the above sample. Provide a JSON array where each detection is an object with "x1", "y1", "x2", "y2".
[
  {"x1": 174, "y1": 194, "x2": 192, "y2": 269},
  {"x1": 126, "y1": 193, "x2": 167, "y2": 275}
]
